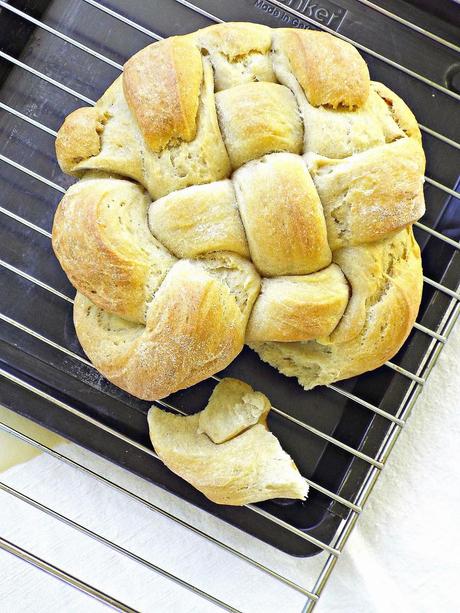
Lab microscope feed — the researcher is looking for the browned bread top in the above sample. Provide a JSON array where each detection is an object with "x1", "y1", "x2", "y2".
[{"x1": 123, "y1": 36, "x2": 203, "y2": 151}]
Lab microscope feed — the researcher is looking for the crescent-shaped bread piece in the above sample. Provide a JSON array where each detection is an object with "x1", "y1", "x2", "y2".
[
  {"x1": 148, "y1": 406, "x2": 308, "y2": 505},
  {"x1": 74, "y1": 254, "x2": 260, "y2": 400},
  {"x1": 250, "y1": 228, "x2": 422, "y2": 389},
  {"x1": 197, "y1": 377, "x2": 271, "y2": 444}
]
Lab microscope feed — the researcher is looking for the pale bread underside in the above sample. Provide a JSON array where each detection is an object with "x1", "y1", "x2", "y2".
[{"x1": 148, "y1": 378, "x2": 308, "y2": 505}]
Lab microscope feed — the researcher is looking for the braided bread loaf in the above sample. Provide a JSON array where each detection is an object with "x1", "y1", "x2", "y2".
[{"x1": 52, "y1": 23, "x2": 425, "y2": 400}]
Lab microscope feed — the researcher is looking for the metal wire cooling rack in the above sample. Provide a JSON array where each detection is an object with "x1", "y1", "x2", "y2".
[{"x1": 0, "y1": 0, "x2": 459, "y2": 610}]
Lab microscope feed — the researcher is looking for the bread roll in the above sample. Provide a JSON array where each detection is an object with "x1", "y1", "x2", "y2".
[
  {"x1": 215, "y1": 82, "x2": 303, "y2": 168},
  {"x1": 53, "y1": 24, "x2": 425, "y2": 399}
]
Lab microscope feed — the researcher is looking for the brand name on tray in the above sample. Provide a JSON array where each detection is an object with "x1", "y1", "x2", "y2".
[{"x1": 254, "y1": 0, "x2": 346, "y2": 31}]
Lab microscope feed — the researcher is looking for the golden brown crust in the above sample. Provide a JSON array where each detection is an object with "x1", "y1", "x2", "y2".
[
  {"x1": 273, "y1": 29, "x2": 370, "y2": 109},
  {"x1": 52, "y1": 177, "x2": 175, "y2": 323},
  {"x1": 53, "y1": 24, "x2": 426, "y2": 399},
  {"x1": 123, "y1": 36, "x2": 203, "y2": 151},
  {"x1": 141, "y1": 56, "x2": 231, "y2": 199},
  {"x1": 57, "y1": 62, "x2": 230, "y2": 201},
  {"x1": 246, "y1": 265, "x2": 349, "y2": 342},
  {"x1": 55, "y1": 107, "x2": 103, "y2": 174},
  {"x1": 233, "y1": 153, "x2": 331, "y2": 276}
]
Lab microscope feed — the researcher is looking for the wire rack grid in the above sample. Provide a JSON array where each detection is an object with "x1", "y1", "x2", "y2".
[{"x1": 0, "y1": 0, "x2": 459, "y2": 611}]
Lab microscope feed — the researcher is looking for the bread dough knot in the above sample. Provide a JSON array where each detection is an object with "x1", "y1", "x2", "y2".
[{"x1": 52, "y1": 24, "x2": 425, "y2": 399}]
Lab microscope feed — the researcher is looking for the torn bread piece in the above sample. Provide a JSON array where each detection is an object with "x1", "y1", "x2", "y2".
[
  {"x1": 147, "y1": 378, "x2": 308, "y2": 505},
  {"x1": 197, "y1": 377, "x2": 270, "y2": 443}
]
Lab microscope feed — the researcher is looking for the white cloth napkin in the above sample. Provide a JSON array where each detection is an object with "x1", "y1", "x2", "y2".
[{"x1": 0, "y1": 322, "x2": 459, "y2": 612}]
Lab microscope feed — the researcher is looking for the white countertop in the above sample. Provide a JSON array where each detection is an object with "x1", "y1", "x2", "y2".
[{"x1": 0, "y1": 321, "x2": 459, "y2": 612}]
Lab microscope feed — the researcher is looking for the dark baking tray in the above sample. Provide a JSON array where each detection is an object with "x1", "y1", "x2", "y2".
[{"x1": 0, "y1": 0, "x2": 459, "y2": 556}]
